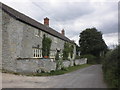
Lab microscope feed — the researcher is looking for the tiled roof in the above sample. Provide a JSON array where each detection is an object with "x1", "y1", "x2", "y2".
[{"x1": 0, "y1": 3, "x2": 74, "y2": 43}]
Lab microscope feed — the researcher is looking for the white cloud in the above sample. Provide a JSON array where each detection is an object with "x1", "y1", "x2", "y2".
[
  {"x1": 0, "y1": 0, "x2": 118, "y2": 47},
  {"x1": 103, "y1": 33, "x2": 118, "y2": 47},
  {"x1": 69, "y1": 35, "x2": 80, "y2": 45}
]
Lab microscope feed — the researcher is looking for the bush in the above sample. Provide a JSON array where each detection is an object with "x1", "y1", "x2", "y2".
[
  {"x1": 75, "y1": 55, "x2": 81, "y2": 59},
  {"x1": 102, "y1": 45, "x2": 119, "y2": 88},
  {"x1": 63, "y1": 43, "x2": 74, "y2": 60},
  {"x1": 80, "y1": 54, "x2": 97, "y2": 64}
]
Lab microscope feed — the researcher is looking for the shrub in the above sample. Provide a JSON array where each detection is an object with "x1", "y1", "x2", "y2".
[
  {"x1": 63, "y1": 43, "x2": 74, "y2": 60},
  {"x1": 80, "y1": 54, "x2": 97, "y2": 64},
  {"x1": 75, "y1": 55, "x2": 81, "y2": 59},
  {"x1": 61, "y1": 67, "x2": 68, "y2": 71},
  {"x1": 50, "y1": 70, "x2": 55, "y2": 73},
  {"x1": 102, "y1": 45, "x2": 119, "y2": 88}
]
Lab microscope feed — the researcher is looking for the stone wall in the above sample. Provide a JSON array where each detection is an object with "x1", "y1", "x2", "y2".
[
  {"x1": 62, "y1": 60, "x2": 71, "y2": 68},
  {"x1": 75, "y1": 58, "x2": 87, "y2": 65},
  {"x1": 70, "y1": 60, "x2": 74, "y2": 66},
  {"x1": 16, "y1": 59, "x2": 56, "y2": 73},
  {"x1": 16, "y1": 58, "x2": 87, "y2": 74},
  {"x1": 62, "y1": 58, "x2": 87, "y2": 68}
]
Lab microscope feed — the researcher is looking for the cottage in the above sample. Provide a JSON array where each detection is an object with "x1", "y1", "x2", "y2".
[{"x1": 0, "y1": 3, "x2": 76, "y2": 73}]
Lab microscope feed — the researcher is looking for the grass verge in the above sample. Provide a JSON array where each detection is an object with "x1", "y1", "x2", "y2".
[{"x1": 33, "y1": 64, "x2": 91, "y2": 76}]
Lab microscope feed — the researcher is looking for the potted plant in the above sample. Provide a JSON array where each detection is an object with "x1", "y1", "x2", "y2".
[{"x1": 44, "y1": 56, "x2": 48, "y2": 58}]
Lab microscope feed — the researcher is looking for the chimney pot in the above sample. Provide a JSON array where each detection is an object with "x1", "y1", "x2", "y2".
[
  {"x1": 61, "y1": 29, "x2": 65, "y2": 36},
  {"x1": 44, "y1": 17, "x2": 49, "y2": 27}
]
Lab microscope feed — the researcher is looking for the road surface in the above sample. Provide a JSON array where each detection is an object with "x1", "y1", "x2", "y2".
[{"x1": 2, "y1": 64, "x2": 107, "y2": 88}]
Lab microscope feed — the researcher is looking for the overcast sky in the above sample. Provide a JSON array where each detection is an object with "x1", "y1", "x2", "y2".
[{"x1": 1, "y1": 0, "x2": 119, "y2": 48}]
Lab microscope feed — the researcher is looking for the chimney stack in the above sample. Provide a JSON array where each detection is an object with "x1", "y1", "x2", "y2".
[
  {"x1": 61, "y1": 29, "x2": 65, "y2": 36},
  {"x1": 44, "y1": 17, "x2": 49, "y2": 27}
]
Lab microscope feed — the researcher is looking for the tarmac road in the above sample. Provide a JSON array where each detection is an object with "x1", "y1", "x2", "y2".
[{"x1": 2, "y1": 64, "x2": 107, "y2": 88}]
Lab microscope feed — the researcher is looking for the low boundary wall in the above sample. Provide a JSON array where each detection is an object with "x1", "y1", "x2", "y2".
[{"x1": 16, "y1": 58, "x2": 87, "y2": 73}]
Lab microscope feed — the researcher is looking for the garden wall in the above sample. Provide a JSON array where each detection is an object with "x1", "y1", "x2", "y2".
[
  {"x1": 62, "y1": 58, "x2": 87, "y2": 68},
  {"x1": 16, "y1": 58, "x2": 87, "y2": 74},
  {"x1": 75, "y1": 58, "x2": 87, "y2": 65},
  {"x1": 16, "y1": 59, "x2": 56, "y2": 74}
]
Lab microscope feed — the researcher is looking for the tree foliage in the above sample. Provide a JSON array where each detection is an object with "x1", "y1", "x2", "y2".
[
  {"x1": 79, "y1": 28, "x2": 108, "y2": 57},
  {"x1": 55, "y1": 51, "x2": 59, "y2": 61},
  {"x1": 42, "y1": 35, "x2": 52, "y2": 57},
  {"x1": 80, "y1": 54, "x2": 97, "y2": 64}
]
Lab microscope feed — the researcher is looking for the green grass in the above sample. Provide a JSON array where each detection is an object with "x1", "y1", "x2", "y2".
[
  {"x1": 33, "y1": 64, "x2": 91, "y2": 76},
  {"x1": 2, "y1": 69, "x2": 21, "y2": 75}
]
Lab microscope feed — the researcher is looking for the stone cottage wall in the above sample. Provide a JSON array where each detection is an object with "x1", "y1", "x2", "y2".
[
  {"x1": 2, "y1": 10, "x2": 24, "y2": 72},
  {"x1": 48, "y1": 34, "x2": 65, "y2": 59},
  {"x1": 1, "y1": 6, "x2": 76, "y2": 73},
  {"x1": 1, "y1": 9, "x2": 65, "y2": 72}
]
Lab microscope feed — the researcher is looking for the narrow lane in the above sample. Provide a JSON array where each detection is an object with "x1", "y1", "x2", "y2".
[{"x1": 2, "y1": 65, "x2": 107, "y2": 88}]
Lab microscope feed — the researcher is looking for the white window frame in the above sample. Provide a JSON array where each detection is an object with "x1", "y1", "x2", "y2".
[{"x1": 33, "y1": 48, "x2": 42, "y2": 58}]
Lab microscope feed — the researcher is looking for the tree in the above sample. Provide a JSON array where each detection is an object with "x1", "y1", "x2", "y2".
[{"x1": 79, "y1": 28, "x2": 108, "y2": 57}]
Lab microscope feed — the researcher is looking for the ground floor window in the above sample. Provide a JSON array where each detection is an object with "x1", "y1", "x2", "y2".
[{"x1": 33, "y1": 48, "x2": 42, "y2": 58}]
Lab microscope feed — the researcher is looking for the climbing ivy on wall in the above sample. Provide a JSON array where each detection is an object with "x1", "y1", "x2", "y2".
[
  {"x1": 42, "y1": 34, "x2": 52, "y2": 57},
  {"x1": 63, "y1": 42, "x2": 74, "y2": 60},
  {"x1": 55, "y1": 51, "x2": 63, "y2": 70},
  {"x1": 55, "y1": 51, "x2": 59, "y2": 60},
  {"x1": 70, "y1": 44, "x2": 74, "y2": 58}
]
